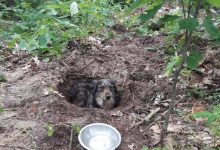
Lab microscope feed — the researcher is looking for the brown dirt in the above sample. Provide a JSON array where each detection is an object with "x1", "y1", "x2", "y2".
[{"x1": 0, "y1": 34, "x2": 217, "y2": 150}]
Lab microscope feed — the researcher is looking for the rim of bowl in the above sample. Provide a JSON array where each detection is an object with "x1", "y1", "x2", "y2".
[{"x1": 78, "y1": 123, "x2": 121, "y2": 150}]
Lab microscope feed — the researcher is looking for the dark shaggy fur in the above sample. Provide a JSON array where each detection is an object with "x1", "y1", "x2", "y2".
[
  {"x1": 90, "y1": 79, "x2": 120, "y2": 109},
  {"x1": 68, "y1": 79, "x2": 120, "y2": 109}
]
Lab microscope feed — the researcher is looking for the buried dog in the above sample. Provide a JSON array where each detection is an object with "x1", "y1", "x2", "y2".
[
  {"x1": 90, "y1": 79, "x2": 120, "y2": 109},
  {"x1": 68, "y1": 79, "x2": 120, "y2": 109}
]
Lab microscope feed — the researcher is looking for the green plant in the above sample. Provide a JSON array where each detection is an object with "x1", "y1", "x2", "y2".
[
  {"x1": 141, "y1": 146, "x2": 149, "y2": 150},
  {"x1": 45, "y1": 124, "x2": 54, "y2": 137},
  {"x1": 125, "y1": 0, "x2": 220, "y2": 146},
  {"x1": 72, "y1": 123, "x2": 81, "y2": 135},
  {"x1": 187, "y1": 88, "x2": 208, "y2": 99},
  {"x1": 0, "y1": 72, "x2": 6, "y2": 82},
  {"x1": 187, "y1": 88, "x2": 220, "y2": 105},
  {"x1": 0, "y1": 106, "x2": 4, "y2": 114},
  {"x1": 194, "y1": 105, "x2": 220, "y2": 147},
  {"x1": 206, "y1": 92, "x2": 220, "y2": 104},
  {"x1": 0, "y1": 0, "x2": 120, "y2": 58}
]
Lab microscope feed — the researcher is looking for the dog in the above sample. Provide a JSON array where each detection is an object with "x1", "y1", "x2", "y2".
[
  {"x1": 68, "y1": 79, "x2": 120, "y2": 109},
  {"x1": 90, "y1": 79, "x2": 120, "y2": 109}
]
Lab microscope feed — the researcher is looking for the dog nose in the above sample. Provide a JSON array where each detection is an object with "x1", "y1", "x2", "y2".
[{"x1": 106, "y1": 95, "x2": 111, "y2": 100}]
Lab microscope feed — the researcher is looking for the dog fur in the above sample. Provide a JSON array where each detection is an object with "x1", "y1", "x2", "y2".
[
  {"x1": 90, "y1": 79, "x2": 120, "y2": 109},
  {"x1": 68, "y1": 79, "x2": 120, "y2": 109}
]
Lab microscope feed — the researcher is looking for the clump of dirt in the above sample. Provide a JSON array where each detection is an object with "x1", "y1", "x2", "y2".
[{"x1": 129, "y1": 66, "x2": 155, "y2": 82}]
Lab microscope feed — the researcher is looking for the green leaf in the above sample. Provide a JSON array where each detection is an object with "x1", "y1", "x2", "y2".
[
  {"x1": 179, "y1": 17, "x2": 199, "y2": 31},
  {"x1": 19, "y1": 40, "x2": 27, "y2": 50},
  {"x1": 165, "y1": 56, "x2": 181, "y2": 76},
  {"x1": 8, "y1": 34, "x2": 21, "y2": 49},
  {"x1": 203, "y1": 17, "x2": 220, "y2": 40},
  {"x1": 125, "y1": 0, "x2": 151, "y2": 15},
  {"x1": 159, "y1": 15, "x2": 180, "y2": 23},
  {"x1": 43, "y1": 57, "x2": 50, "y2": 62},
  {"x1": 207, "y1": 114, "x2": 219, "y2": 125},
  {"x1": 208, "y1": 0, "x2": 220, "y2": 7},
  {"x1": 0, "y1": 73, "x2": 6, "y2": 82},
  {"x1": 0, "y1": 106, "x2": 4, "y2": 113},
  {"x1": 139, "y1": 2, "x2": 163, "y2": 22},
  {"x1": 27, "y1": 40, "x2": 38, "y2": 51},
  {"x1": 186, "y1": 50, "x2": 203, "y2": 70},
  {"x1": 193, "y1": 111, "x2": 211, "y2": 118},
  {"x1": 141, "y1": 146, "x2": 149, "y2": 150},
  {"x1": 52, "y1": 41, "x2": 62, "y2": 53},
  {"x1": 38, "y1": 33, "x2": 48, "y2": 49},
  {"x1": 193, "y1": 111, "x2": 218, "y2": 125},
  {"x1": 46, "y1": 124, "x2": 54, "y2": 137},
  {"x1": 73, "y1": 124, "x2": 81, "y2": 134}
]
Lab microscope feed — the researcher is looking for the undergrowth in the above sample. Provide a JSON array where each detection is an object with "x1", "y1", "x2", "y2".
[
  {"x1": 194, "y1": 105, "x2": 220, "y2": 147},
  {"x1": 187, "y1": 87, "x2": 220, "y2": 105},
  {"x1": 0, "y1": 0, "x2": 122, "y2": 58}
]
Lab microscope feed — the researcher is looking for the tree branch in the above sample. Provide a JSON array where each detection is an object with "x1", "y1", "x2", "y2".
[
  {"x1": 181, "y1": 0, "x2": 186, "y2": 18},
  {"x1": 159, "y1": 0, "x2": 201, "y2": 146}
]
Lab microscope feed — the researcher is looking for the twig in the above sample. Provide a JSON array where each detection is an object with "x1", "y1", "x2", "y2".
[
  {"x1": 69, "y1": 128, "x2": 74, "y2": 150},
  {"x1": 130, "y1": 107, "x2": 160, "y2": 129},
  {"x1": 60, "y1": 60, "x2": 71, "y2": 71},
  {"x1": 175, "y1": 95, "x2": 187, "y2": 106},
  {"x1": 88, "y1": 53, "x2": 111, "y2": 58},
  {"x1": 181, "y1": 0, "x2": 186, "y2": 18},
  {"x1": 143, "y1": 116, "x2": 161, "y2": 135},
  {"x1": 78, "y1": 58, "x2": 96, "y2": 72}
]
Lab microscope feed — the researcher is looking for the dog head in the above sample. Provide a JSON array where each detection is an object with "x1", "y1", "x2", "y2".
[{"x1": 92, "y1": 79, "x2": 120, "y2": 109}]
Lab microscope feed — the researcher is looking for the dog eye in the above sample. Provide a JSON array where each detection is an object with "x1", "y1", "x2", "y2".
[
  {"x1": 98, "y1": 86, "x2": 105, "y2": 91},
  {"x1": 109, "y1": 86, "x2": 114, "y2": 90}
]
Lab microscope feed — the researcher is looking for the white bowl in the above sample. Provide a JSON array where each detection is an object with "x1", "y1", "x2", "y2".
[{"x1": 78, "y1": 123, "x2": 121, "y2": 150}]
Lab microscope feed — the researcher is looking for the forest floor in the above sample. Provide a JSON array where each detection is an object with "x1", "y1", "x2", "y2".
[{"x1": 0, "y1": 30, "x2": 220, "y2": 150}]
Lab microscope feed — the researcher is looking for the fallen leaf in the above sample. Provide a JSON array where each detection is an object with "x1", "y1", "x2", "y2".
[
  {"x1": 150, "y1": 124, "x2": 161, "y2": 134},
  {"x1": 167, "y1": 123, "x2": 186, "y2": 133},
  {"x1": 32, "y1": 57, "x2": 40, "y2": 66},
  {"x1": 128, "y1": 143, "x2": 135, "y2": 150},
  {"x1": 21, "y1": 65, "x2": 31, "y2": 70},
  {"x1": 31, "y1": 102, "x2": 38, "y2": 113},
  {"x1": 191, "y1": 102, "x2": 205, "y2": 114},
  {"x1": 53, "y1": 90, "x2": 64, "y2": 97},
  {"x1": 111, "y1": 110, "x2": 123, "y2": 117},
  {"x1": 202, "y1": 77, "x2": 213, "y2": 85}
]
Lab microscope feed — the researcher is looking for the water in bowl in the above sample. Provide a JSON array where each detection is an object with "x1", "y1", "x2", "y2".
[{"x1": 88, "y1": 134, "x2": 116, "y2": 150}]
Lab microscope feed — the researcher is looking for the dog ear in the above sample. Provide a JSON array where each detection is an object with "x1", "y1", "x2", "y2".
[
  {"x1": 111, "y1": 81, "x2": 121, "y2": 107},
  {"x1": 108, "y1": 79, "x2": 115, "y2": 85},
  {"x1": 111, "y1": 80, "x2": 118, "y2": 93},
  {"x1": 87, "y1": 80, "x2": 99, "y2": 107},
  {"x1": 91, "y1": 80, "x2": 98, "y2": 94},
  {"x1": 89, "y1": 80, "x2": 100, "y2": 108},
  {"x1": 68, "y1": 85, "x2": 78, "y2": 102}
]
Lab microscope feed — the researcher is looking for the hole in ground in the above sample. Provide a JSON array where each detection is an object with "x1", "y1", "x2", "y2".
[{"x1": 57, "y1": 72, "x2": 123, "y2": 110}]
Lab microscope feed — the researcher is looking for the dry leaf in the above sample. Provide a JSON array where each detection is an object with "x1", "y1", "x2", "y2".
[
  {"x1": 191, "y1": 102, "x2": 205, "y2": 114},
  {"x1": 128, "y1": 143, "x2": 135, "y2": 150},
  {"x1": 31, "y1": 102, "x2": 38, "y2": 113}
]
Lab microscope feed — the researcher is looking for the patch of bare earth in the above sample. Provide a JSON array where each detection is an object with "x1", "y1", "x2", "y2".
[{"x1": 0, "y1": 34, "x2": 218, "y2": 150}]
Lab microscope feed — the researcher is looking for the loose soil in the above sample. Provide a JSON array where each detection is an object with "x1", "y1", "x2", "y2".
[{"x1": 0, "y1": 33, "x2": 219, "y2": 150}]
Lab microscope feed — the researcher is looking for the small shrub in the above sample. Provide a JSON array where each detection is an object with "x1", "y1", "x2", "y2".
[{"x1": 194, "y1": 105, "x2": 220, "y2": 146}]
